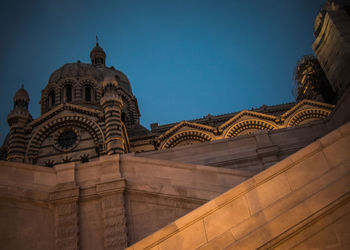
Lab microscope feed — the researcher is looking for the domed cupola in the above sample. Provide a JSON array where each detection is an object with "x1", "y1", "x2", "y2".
[
  {"x1": 90, "y1": 42, "x2": 106, "y2": 66},
  {"x1": 7, "y1": 85, "x2": 32, "y2": 162},
  {"x1": 14, "y1": 84, "x2": 30, "y2": 108}
]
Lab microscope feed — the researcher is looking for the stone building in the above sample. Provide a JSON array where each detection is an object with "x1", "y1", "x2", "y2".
[{"x1": 0, "y1": 0, "x2": 350, "y2": 249}]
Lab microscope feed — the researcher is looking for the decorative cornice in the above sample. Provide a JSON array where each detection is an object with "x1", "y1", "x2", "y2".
[
  {"x1": 157, "y1": 121, "x2": 215, "y2": 142},
  {"x1": 30, "y1": 103, "x2": 102, "y2": 128}
]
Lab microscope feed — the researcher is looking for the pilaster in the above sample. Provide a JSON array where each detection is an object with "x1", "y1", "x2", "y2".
[
  {"x1": 51, "y1": 162, "x2": 80, "y2": 250},
  {"x1": 97, "y1": 179, "x2": 128, "y2": 250}
]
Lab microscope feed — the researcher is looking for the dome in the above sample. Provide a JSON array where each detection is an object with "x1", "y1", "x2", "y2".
[
  {"x1": 14, "y1": 85, "x2": 30, "y2": 103},
  {"x1": 90, "y1": 43, "x2": 106, "y2": 58},
  {"x1": 48, "y1": 62, "x2": 132, "y2": 93}
]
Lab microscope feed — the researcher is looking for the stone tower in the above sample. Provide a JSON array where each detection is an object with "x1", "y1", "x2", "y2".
[
  {"x1": 313, "y1": 0, "x2": 350, "y2": 99},
  {"x1": 7, "y1": 85, "x2": 32, "y2": 162},
  {"x1": 100, "y1": 77, "x2": 125, "y2": 154}
]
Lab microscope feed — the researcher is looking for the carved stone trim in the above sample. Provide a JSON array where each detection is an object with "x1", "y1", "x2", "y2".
[
  {"x1": 95, "y1": 179, "x2": 127, "y2": 249},
  {"x1": 161, "y1": 130, "x2": 214, "y2": 149},
  {"x1": 50, "y1": 187, "x2": 80, "y2": 250},
  {"x1": 99, "y1": 193, "x2": 128, "y2": 250},
  {"x1": 287, "y1": 108, "x2": 331, "y2": 127},
  {"x1": 225, "y1": 119, "x2": 277, "y2": 138}
]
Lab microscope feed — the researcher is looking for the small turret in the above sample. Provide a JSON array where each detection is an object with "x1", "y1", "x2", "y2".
[
  {"x1": 100, "y1": 77, "x2": 124, "y2": 154},
  {"x1": 7, "y1": 85, "x2": 32, "y2": 162},
  {"x1": 90, "y1": 42, "x2": 106, "y2": 66}
]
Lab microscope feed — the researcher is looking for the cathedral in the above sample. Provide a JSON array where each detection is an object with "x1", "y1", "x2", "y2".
[
  {"x1": 1, "y1": 0, "x2": 350, "y2": 249},
  {"x1": 0, "y1": 43, "x2": 335, "y2": 166}
]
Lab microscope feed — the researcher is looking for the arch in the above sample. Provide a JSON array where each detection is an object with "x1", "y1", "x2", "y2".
[
  {"x1": 287, "y1": 108, "x2": 331, "y2": 127},
  {"x1": 26, "y1": 115, "x2": 104, "y2": 160},
  {"x1": 48, "y1": 89, "x2": 55, "y2": 108},
  {"x1": 84, "y1": 85, "x2": 93, "y2": 102},
  {"x1": 225, "y1": 119, "x2": 277, "y2": 138},
  {"x1": 56, "y1": 79, "x2": 77, "y2": 104},
  {"x1": 78, "y1": 78, "x2": 101, "y2": 102},
  {"x1": 161, "y1": 130, "x2": 214, "y2": 149},
  {"x1": 63, "y1": 84, "x2": 73, "y2": 102}
]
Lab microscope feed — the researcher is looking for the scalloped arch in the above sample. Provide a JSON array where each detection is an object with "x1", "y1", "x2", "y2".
[
  {"x1": 161, "y1": 130, "x2": 214, "y2": 149},
  {"x1": 287, "y1": 108, "x2": 331, "y2": 127},
  {"x1": 225, "y1": 119, "x2": 277, "y2": 138},
  {"x1": 26, "y1": 115, "x2": 104, "y2": 159}
]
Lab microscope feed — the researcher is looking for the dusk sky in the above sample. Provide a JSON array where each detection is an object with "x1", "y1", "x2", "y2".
[{"x1": 0, "y1": 0, "x2": 325, "y2": 144}]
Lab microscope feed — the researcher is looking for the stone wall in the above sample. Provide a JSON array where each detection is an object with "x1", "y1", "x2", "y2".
[
  {"x1": 120, "y1": 156, "x2": 250, "y2": 243},
  {"x1": 127, "y1": 121, "x2": 350, "y2": 250},
  {"x1": 135, "y1": 119, "x2": 329, "y2": 172},
  {"x1": 0, "y1": 150, "x2": 250, "y2": 249},
  {"x1": 313, "y1": 1, "x2": 350, "y2": 98}
]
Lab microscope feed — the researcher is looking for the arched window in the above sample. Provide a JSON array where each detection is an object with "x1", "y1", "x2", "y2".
[
  {"x1": 64, "y1": 85, "x2": 72, "y2": 103},
  {"x1": 48, "y1": 90, "x2": 55, "y2": 107},
  {"x1": 85, "y1": 85, "x2": 92, "y2": 102},
  {"x1": 121, "y1": 112, "x2": 126, "y2": 124}
]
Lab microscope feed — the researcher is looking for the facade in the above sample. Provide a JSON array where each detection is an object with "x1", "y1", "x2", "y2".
[
  {"x1": 1, "y1": 43, "x2": 335, "y2": 167},
  {"x1": 0, "y1": 0, "x2": 350, "y2": 249}
]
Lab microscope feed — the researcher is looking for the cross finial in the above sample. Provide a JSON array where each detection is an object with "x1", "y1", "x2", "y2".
[{"x1": 96, "y1": 35, "x2": 99, "y2": 46}]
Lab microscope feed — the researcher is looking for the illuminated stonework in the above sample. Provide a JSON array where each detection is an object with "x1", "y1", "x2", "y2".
[
  {"x1": 1, "y1": 42, "x2": 335, "y2": 166},
  {"x1": 136, "y1": 99, "x2": 334, "y2": 153},
  {"x1": 0, "y1": 1, "x2": 349, "y2": 249}
]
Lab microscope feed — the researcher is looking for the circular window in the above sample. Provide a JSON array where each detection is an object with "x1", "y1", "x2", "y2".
[{"x1": 58, "y1": 130, "x2": 77, "y2": 149}]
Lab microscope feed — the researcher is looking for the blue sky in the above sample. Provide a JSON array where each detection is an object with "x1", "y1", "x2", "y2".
[{"x1": 0, "y1": 0, "x2": 325, "y2": 143}]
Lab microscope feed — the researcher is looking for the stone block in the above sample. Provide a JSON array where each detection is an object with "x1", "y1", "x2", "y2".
[
  {"x1": 203, "y1": 196, "x2": 250, "y2": 241},
  {"x1": 245, "y1": 173, "x2": 291, "y2": 215},
  {"x1": 226, "y1": 229, "x2": 266, "y2": 250},
  {"x1": 296, "y1": 225, "x2": 340, "y2": 249},
  {"x1": 319, "y1": 128, "x2": 342, "y2": 148},
  {"x1": 158, "y1": 220, "x2": 207, "y2": 250},
  {"x1": 130, "y1": 222, "x2": 179, "y2": 250},
  {"x1": 197, "y1": 230, "x2": 235, "y2": 250},
  {"x1": 334, "y1": 211, "x2": 350, "y2": 245},
  {"x1": 304, "y1": 171, "x2": 350, "y2": 214},
  {"x1": 34, "y1": 171, "x2": 56, "y2": 186},
  {"x1": 289, "y1": 141, "x2": 323, "y2": 164},
  {"x1": 252, "y1": 157, "x2": 293, "y2": 184},
  {"x1": 322, "y1": 136, "x2": 350, "y2": 168},
  {"x1": 55, "y1": 162, "x2": 76, "y2": 185},
  {"x1": 259, "y1": 202, "x2": 311, "y2": 241},
  {"x1": 174, "y1": 199, "x2": 218, "y2": 229},
  {"x1": 286, "y1": 151, "x2": 330, "y2": 191}
]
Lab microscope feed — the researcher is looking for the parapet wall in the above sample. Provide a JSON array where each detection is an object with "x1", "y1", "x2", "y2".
[
  {"x1": 127, "y1": 121, "x2": 350, "y2": 250},
  {"x1": 135, "y1": 120, "x2": 329, "y2": 172},
  {"x1": 0, "y1": 149, "x2": 250, "y2": 249}
]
